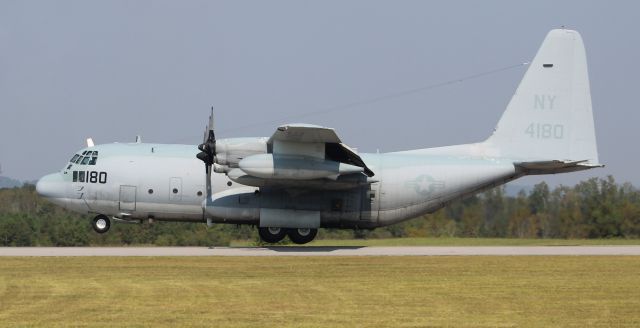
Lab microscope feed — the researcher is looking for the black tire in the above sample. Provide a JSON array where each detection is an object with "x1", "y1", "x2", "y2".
[
  {"x1": 92, "y1": 215, "x2": 111, "y2": 234},
  {"x1": 288, "y1": 228, "x2": 318, "y2": 244},
  {"x1": 258, "y1": 227, "x2": 287, "y2": 243}
]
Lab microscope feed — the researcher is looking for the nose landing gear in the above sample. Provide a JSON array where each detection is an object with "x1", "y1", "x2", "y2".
[{"x1": 91, "y1": 214, "x2": 111, "y2": 234}]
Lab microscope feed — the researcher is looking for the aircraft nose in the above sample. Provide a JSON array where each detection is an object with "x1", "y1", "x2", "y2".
[{"x1": 36, "y1": 173, "x2": 65, "y2": 199}]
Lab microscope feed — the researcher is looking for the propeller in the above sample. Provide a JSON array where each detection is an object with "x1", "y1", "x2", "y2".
[{"x1": 196, "y1": 108, "x2": 216, "y2": 201}]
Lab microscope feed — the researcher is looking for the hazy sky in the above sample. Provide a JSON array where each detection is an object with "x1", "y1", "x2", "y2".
[{"x1": 1, "y1": 1, "x2": 638, "y2": 187}]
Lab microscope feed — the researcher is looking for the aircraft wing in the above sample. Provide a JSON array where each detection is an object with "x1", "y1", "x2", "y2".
[
  {"x1": 224, "y1": 124, "x2": 374, "y2": 191},
  {"x1": 269, "y1": 124, "x2": 342, "y2": 144},
  {"x1": 268, "y1": 124, "x2": 374, "y2": 177}
]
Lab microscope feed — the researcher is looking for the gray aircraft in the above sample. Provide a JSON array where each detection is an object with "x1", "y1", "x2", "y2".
[{"x1": 37, "y1": 29, "x2": 601, "y2": 244}]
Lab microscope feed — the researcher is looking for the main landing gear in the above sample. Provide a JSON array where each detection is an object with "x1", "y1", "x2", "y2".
[
  {"x1": 258, "y1": 227, "x2": 318, "y2": 244},
  {"x1": 288, "y1": 228, "x2": 318, "y2": 244},
  {"x1": 91, "y1": 214, "x2": 111, "y2": 234},
  {"x1": 258, "y1": 227, "x2": 288, "y2": 243}
]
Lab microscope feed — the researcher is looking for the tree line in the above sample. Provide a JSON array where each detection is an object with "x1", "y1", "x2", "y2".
[{"x1": 0, "y1": 176, "x2": 638, "y2": 246}]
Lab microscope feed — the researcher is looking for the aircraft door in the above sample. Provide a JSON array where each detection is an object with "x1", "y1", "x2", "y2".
[
  {"x1": 169, "y1": 177, "x2": 182, "y2": 202},
  {"x1": 361, "y1": 182, "x2": 380, "y2": 221},
  {"x1": 119, "y1": 185, "x2": 137, "y2": 212}
]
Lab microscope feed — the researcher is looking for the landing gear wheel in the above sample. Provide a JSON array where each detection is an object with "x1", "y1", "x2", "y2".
[
  {"x1": 92, "y1": 215, "x2": 111, "y2": 234},
  {"x1": 288, "y1": 228, "x2": 318, "y2": 244},
  {"x1": 258, "y1": 227, "x2": 287, "y2": 243}
]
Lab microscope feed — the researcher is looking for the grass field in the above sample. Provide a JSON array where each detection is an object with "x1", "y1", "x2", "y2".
[
  {"x1": 1, "y1": 256, "x2": 639, "y2": 327},
  {"x1": 231, "y1": 237, "x2": 640, "y2": 247}
]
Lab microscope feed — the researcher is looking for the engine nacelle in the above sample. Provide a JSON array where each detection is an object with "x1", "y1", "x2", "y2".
[
  {"x1": 214, "y1": 137, "x2": 268, "y2": 168},
  {"x1": 238, "y1": 154, "x2": 363, "y2": 180}
]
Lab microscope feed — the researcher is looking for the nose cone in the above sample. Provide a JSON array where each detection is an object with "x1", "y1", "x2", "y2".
[{"x1": 36, "y1": 173, "x2": 65, "y2": 199}]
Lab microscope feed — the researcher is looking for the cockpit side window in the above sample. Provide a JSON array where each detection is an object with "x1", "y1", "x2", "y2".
[
  {"x1": 81, "y1": 156, "x2": 91, "y2": 165},
  {"x1": 70, "y1": 154, "x2": 80, "y2": 163},
  {"x1": 88, "y1": 157, "x2": 97, "y2": 165},
  {"x1": 75, "y1": 156, "x2": 84, "y2": 164}
]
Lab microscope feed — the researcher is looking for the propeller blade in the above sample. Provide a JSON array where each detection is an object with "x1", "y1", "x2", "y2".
[
  {"x1": 197, "y1": 107, "x2": 217, "y2": 206},
  {"x1": 202, "y1": 127, "x2": 207, "y2": 144},
  {"x1": 197, "y1": 107, "x2": 217, "y2": 166},
  {"x1": 208, "y1": 109, "x2": 215, "y2": 140}
]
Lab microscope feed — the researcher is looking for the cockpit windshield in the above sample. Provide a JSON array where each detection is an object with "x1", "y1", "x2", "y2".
[{"x1": 69, "y1": 151, "x2": 99, "y2": 165}]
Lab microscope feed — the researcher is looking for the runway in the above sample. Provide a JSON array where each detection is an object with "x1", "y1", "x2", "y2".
[{"x1": 1, "y1": 246, "x2": 640, "y2": 256}]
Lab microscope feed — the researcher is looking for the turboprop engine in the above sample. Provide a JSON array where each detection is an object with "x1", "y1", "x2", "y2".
[
  {"x1": 237, "y1": 154, "x2": 364, "y2": 180},
  {"x1": 212, "y1": 137, "x2": 268, "y2": 172}
]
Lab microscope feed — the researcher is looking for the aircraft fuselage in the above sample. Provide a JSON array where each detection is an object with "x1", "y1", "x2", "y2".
[{"x1": 37, "y1": 142, "x2": 518, "y2": 229}]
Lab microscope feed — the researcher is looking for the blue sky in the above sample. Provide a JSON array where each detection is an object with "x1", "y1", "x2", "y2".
[{"x1": 1, "y1": 1, "x2": 638, "y2": 186}]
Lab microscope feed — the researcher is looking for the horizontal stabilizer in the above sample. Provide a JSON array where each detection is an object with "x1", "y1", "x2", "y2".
[{"x1": 515, "y1": 160, "x2": 604, "y2": 175}]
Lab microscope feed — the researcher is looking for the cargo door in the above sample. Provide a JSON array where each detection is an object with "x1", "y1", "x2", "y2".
[{"x1": 119, "y1": 185, "x2": 137, "y2": 212}]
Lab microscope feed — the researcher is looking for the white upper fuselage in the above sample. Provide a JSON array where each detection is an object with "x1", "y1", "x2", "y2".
[{"x1": 37, "y1": 141, "x2": 518, "y2": 227}]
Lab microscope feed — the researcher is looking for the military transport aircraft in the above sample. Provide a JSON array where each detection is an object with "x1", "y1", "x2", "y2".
[{"x1": 37, "y1": 29, "x2": 601, "y2": 244}]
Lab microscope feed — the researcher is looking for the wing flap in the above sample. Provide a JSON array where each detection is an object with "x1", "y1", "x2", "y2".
[{"x1": 325, "y1": 143, "x2": 374, "y2": 177}]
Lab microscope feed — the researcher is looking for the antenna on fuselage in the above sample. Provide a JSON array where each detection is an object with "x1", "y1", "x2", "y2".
[{"x1": 196, "y1": 107, "x2": 217, "y2": 207}]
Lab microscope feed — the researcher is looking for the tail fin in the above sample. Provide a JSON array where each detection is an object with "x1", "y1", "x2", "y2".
[{"x1": 485, "y1": 29, "x2": 600, "y2": 166}]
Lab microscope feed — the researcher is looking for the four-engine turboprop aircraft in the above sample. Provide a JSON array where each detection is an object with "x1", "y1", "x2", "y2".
[{"x1": 37, "y1": 29, "x2": 602, "y2": 244}]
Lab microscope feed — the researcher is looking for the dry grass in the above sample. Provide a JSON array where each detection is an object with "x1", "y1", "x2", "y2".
[
  {"x1": 231, "y1": 237, "x2": 640, "y2": 247},
  {"x1": 0, "y1": 256, "x2": 639, "y2": 327}
]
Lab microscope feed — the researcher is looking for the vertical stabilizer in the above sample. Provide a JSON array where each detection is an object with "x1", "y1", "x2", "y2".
[{"x1": 485, "y1": 29, "x2": 600, "y2": 165}]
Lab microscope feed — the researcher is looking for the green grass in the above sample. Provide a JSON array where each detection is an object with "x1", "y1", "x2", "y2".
[
  {"x1": 1, "y1": 256, "x2": 639, "y2": 327},
  {"x1": 230, "y1": 237, "x2": 640, "y2": 247}
]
